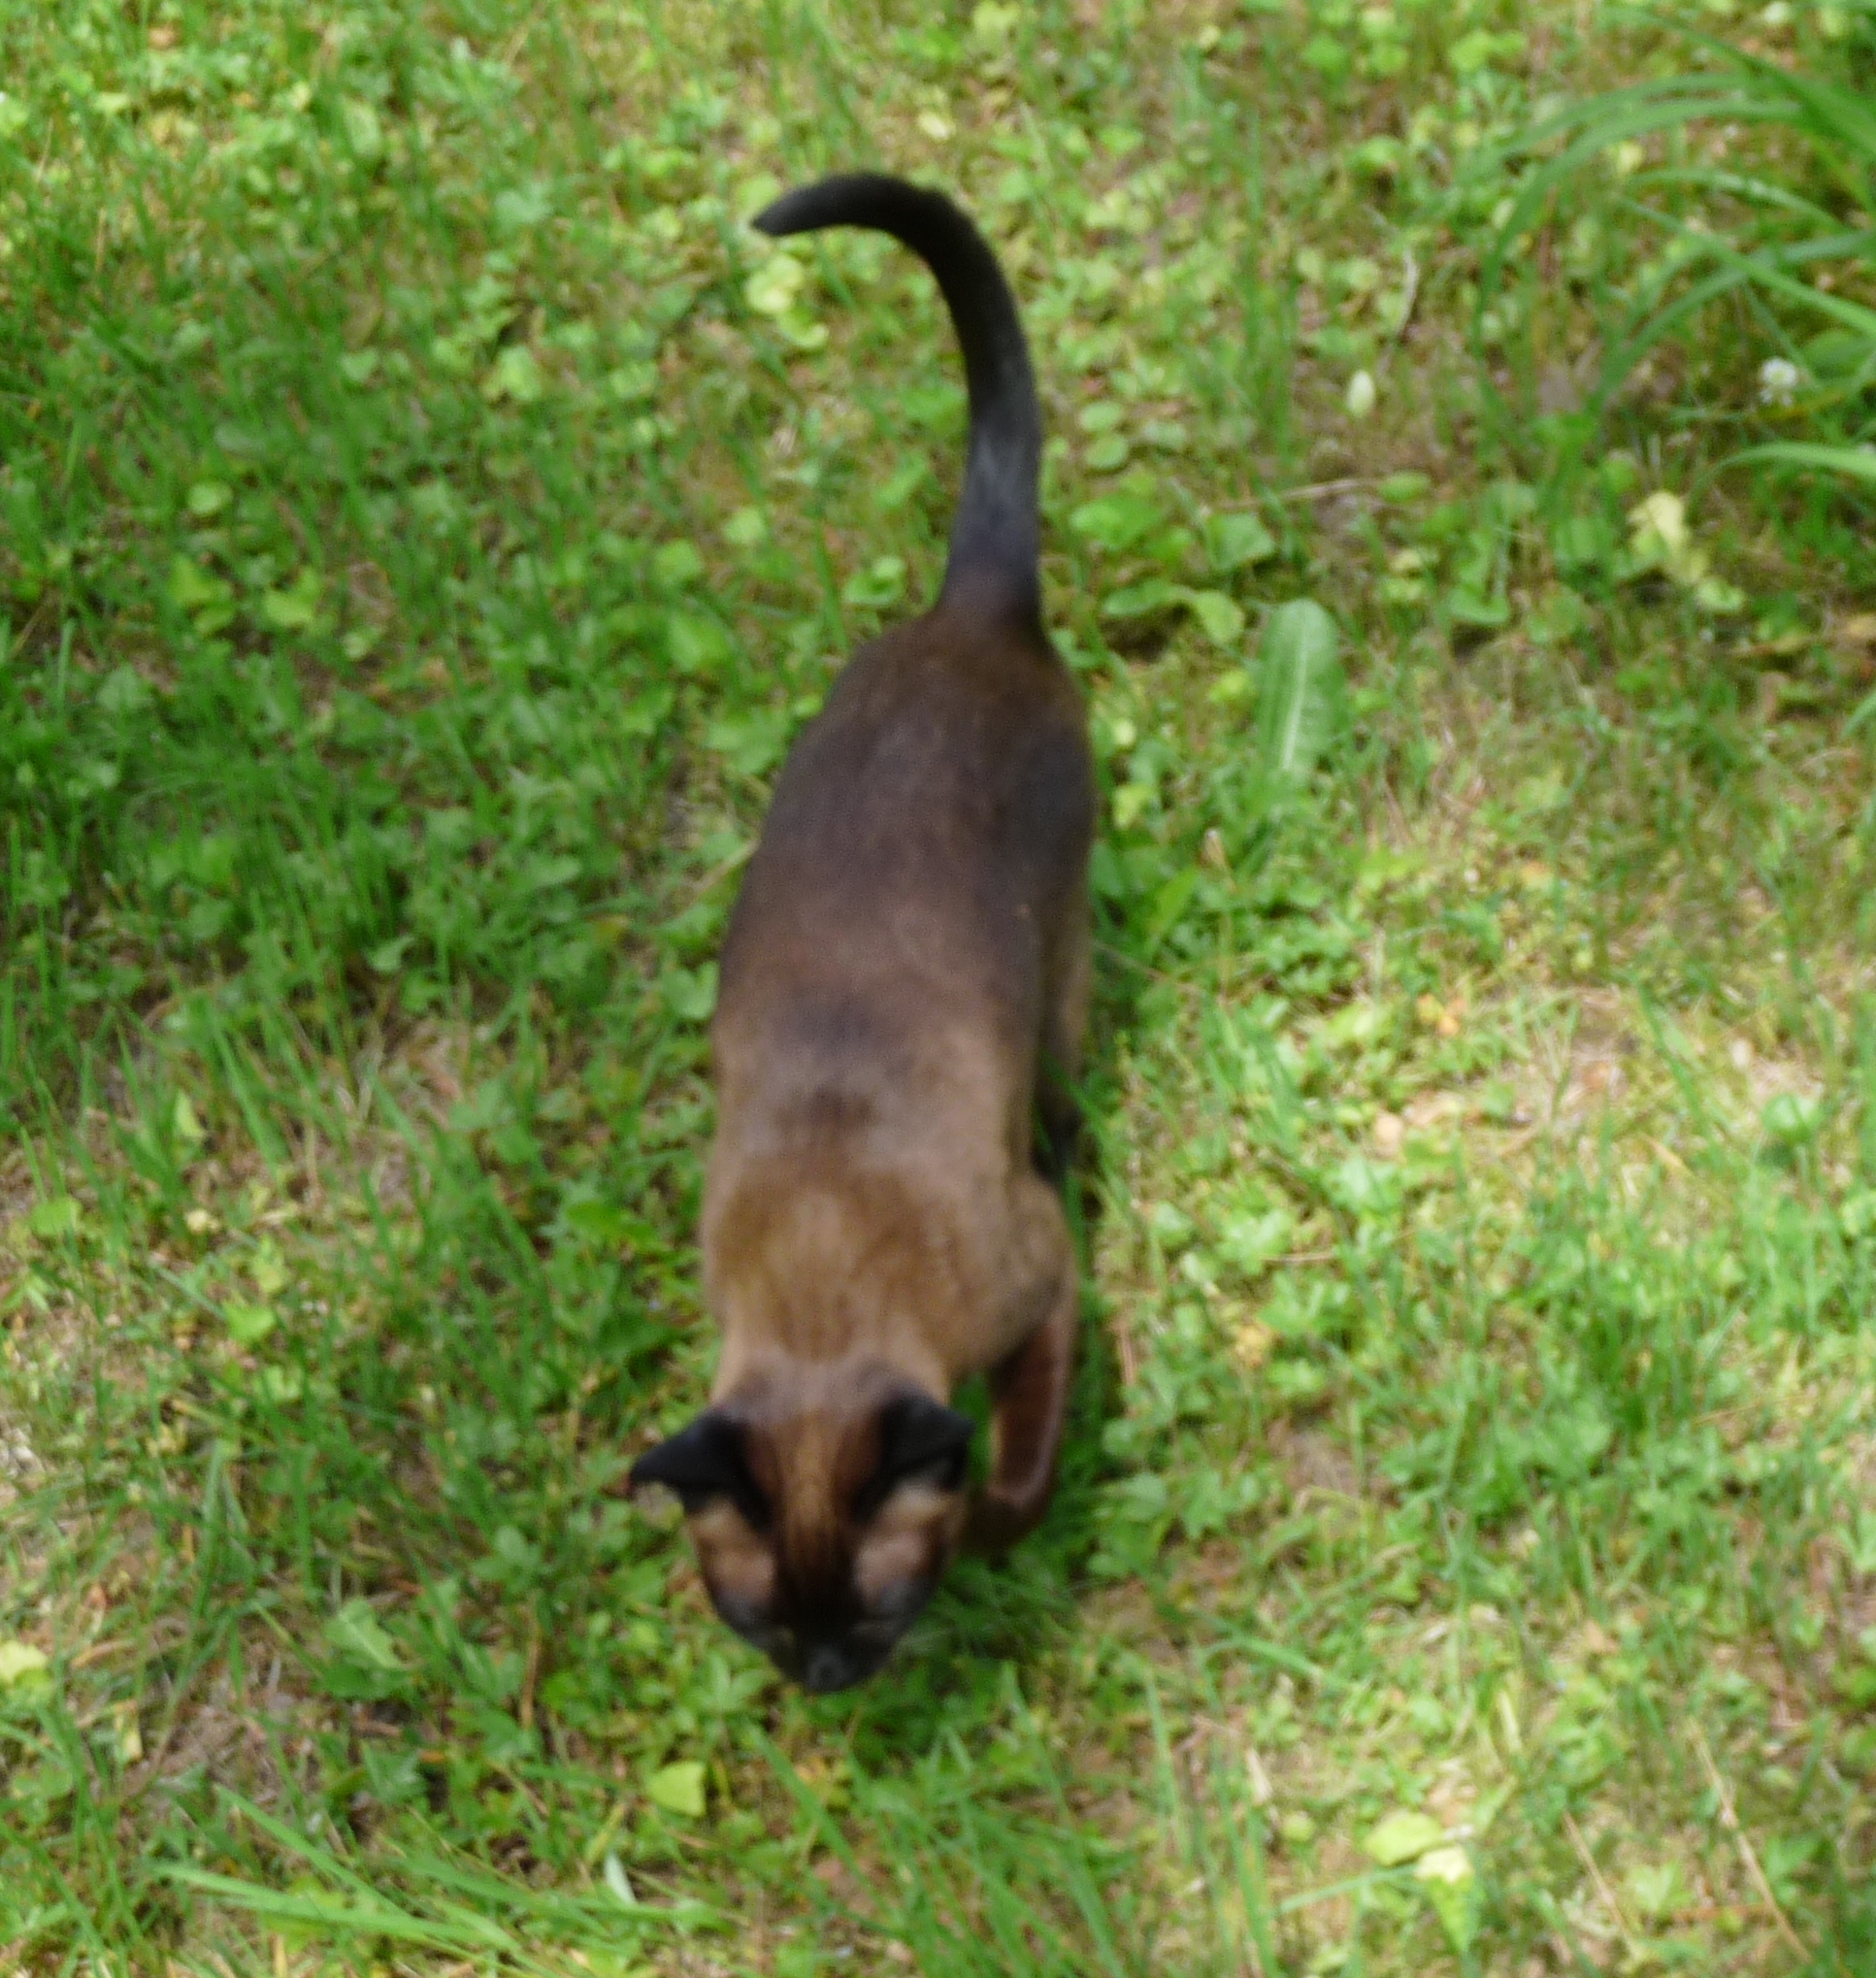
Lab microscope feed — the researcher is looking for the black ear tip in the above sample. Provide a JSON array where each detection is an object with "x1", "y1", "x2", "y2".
[
  {"x1": 628, "y1": 1445, "x2": 675, "y2": 1499},
  {"x1": 936, "y1": 1402, "x2": 975, "y2": 1449},
  {"x1": 878, "y1": 1390, "x2": 975, "y2": 1486},
  {"x1": 933, "y1": 1395, "x2": 976, "y2": 1440},
  {"x1": 631, "y1": 1410, "x2": 734, "y2": 1496}
]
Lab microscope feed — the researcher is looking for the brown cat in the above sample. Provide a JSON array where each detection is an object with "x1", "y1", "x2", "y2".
[{"x1": 632, "y1": 175, "x2": 1094, "y2": 1694}]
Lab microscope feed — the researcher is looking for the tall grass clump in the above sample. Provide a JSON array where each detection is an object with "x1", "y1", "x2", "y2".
[{"x1": 1490, "y1": 3, "x2": 1876, "y2": 488}]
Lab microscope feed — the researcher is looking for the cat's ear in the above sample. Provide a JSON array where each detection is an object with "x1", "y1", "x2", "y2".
[
  {"x1": 632, "y1": 1411, "x2": 766, "y2": 1523},
  {"x1": 872, "y1": 1392, "x2": 974, "y2": 1496}
]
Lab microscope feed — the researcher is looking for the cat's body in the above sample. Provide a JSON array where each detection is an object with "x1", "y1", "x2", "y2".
[{"x1": 632, "y1": 175, "x2": 1093, "y2": 1694}]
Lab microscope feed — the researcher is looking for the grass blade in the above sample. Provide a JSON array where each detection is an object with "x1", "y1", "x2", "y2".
[{"x1": 1728, "y1": 442, "x2": 1876, "y2": 486}]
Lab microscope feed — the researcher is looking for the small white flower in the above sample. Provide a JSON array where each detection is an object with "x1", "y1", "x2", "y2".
[
  {"x1": 1344, "y1": 369, "x2": 1378, "y2": 419},
  {"x1": 1758, "y1": 356, "x2": 1802, "y2": 407}
]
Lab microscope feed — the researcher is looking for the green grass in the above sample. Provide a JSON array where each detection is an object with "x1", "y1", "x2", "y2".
[
  {"x1": 4, "y1": 0, "x2": 1876, "y2": 1972},
  {"x1": 1488, "y1": 0, "x2": 1876, "y2": 498}
]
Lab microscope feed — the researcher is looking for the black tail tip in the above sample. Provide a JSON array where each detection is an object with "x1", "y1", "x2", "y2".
[
  {"x1": 748, "y1": 173, "x2": 942, "y2": 244},
  {"x1": 750, "y1": 181, "x2": 827, "y2": 241}
]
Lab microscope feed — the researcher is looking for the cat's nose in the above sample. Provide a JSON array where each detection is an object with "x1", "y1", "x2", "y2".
[{"x1": 802, "y1": 1641, "x2": 859, "y2": 1694}]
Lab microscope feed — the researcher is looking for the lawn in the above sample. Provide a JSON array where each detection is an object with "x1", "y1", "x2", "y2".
[{"x1": 4, "y1": 0, "x2": 1876, "y2": 1971}]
